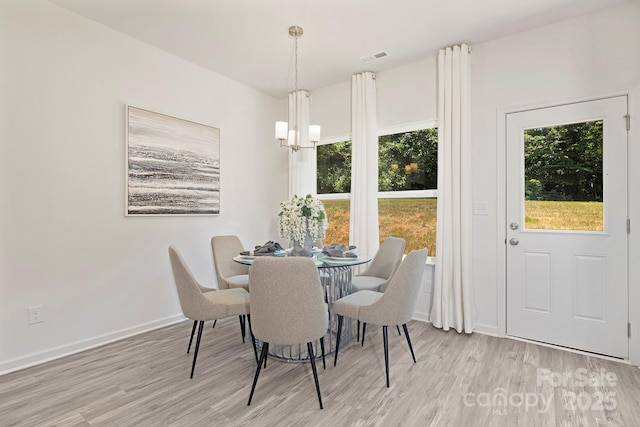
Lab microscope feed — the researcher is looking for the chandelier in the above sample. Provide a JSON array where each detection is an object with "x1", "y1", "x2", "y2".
[{"x1": 275, "y1": 26, "x2": 321, "y2": 152}]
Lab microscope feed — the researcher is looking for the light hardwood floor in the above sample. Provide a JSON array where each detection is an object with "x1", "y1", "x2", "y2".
[{"x1": 1, "y1": 319, "x2": 639, "y2": 426}]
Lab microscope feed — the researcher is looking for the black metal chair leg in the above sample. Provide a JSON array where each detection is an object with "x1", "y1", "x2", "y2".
[
  {"x1": 357, "y1": 320, "x2": 360, "y2": 342},
  {"x1": 397, "y1": 325, "x2": 401, "y2": 336},
  {"x1": 248, "y1": 343, "x2": 269, "y2": 406},
  {"x1": 212, "y1": 319, "x2": 217, "y2": 329},
  {"x1": 307, "y1": 342, "x2": 324, "y2": 410},
  {"x1": 402, "y1": 324, "x2": 417, "y2": 363},
  {"x1": 187, "y1": 320, "x2": 197, "y2": 353},
  {"x1": 383, "y1": 326, "x2": 389, "y2": 388},
  {"x1": 320, "y1": 337, "x2": 326, "y2": 370},
  {"x1": 334, "y1": 315, "x2": 343, "y2": 367},
  {"x1": 239, "y1": 315, "x2": 246, "y2": 343},
  {"x1": 190, "y1": 321, "x2": 205, "y2": 379},
  {"x1": 247, "y1": 314, "x2": 258, "y2": 365},
  {"x1": 361, "y1": 323, "x2": 367, "y2": 347}
]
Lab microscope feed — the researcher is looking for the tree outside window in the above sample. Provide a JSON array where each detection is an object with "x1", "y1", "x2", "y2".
[{"x1": 317, "y1": 127, "x2": 438, "y2": 254}]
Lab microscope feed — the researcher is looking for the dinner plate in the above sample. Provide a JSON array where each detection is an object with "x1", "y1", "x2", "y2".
[{"x1": 317, "y1": 253, "x2": 358, "y2": 262}]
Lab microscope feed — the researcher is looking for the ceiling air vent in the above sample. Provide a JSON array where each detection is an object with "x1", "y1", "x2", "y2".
[{"x1": 361, "y1": 51, "x2": 389, "y2": 64}]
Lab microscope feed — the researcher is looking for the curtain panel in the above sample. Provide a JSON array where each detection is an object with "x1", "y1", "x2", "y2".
[
  {"x1": 431, "y1": 45, "x2": 476, "y2": 333},
  {"x1": 288, "y1": 90, "x2": 316, "y2": 198},
  {"x1": 349, "y1": 72, "x2": 380, "y2": 260}
]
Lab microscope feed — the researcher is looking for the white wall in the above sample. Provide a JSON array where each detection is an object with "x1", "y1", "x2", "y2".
[
  {"x1": 471, "y1": 0, "x2": 640, "y2": 335},
  {"x1": 0, "y1": 0, "x2": 288, "y2": 374},
  {"x1": 309, "y1": 1, "x2": 640, "y2": 334}
]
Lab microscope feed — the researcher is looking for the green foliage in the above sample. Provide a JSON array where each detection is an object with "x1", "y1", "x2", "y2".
[
  {"x1": 316, "y1": 129, "x2": 438, "y2": 194},
  {"x1": 524, "y1": 121, "x2": 603, "y2": 202},
  {"x1": 317, "y1": 141, "x2": 352, "y2": 193},
  {"x1": 378, "y1": 129, "x2": 438, "y2": 191}
]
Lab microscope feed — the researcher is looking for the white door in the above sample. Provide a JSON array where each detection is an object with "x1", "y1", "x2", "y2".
[{"x1": 506, "y1": 96, "x2": 628, "y2": 358}]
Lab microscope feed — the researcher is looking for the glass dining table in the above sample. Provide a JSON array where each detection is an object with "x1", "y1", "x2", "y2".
[{"x1": 233, "y1": 250, "x2": 371, "y2": 362}]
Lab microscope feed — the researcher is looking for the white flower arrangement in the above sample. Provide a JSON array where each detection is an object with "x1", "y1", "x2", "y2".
[{"x1": 278, "y1": 194, "x2": 328, "y2": 245}]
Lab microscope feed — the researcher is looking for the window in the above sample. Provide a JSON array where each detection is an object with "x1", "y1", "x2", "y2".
[
  {"x1": 524, "y1": 120, "x2": 603, "y2": 231},
  {"x1": 316, "y1": 125, "x2": 438, "y2": 254}
]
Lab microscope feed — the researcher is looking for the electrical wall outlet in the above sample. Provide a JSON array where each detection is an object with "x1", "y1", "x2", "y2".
[{"x1": 28, "y1": 306, "x2": 43, "y2": 325}]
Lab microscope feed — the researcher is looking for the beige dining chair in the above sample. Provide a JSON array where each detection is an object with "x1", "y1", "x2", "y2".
[
  {"x1": 351, "y1": 236, "x2": 406, "y2": 293},
  {"x1": 350, "y1": 236, "x2": 406, "y2": 340},
  {"x1": 247, "y1": 257, "x2": 329, "y2": 409},
  {"x1": 211, "y1": 235, "x2": 250, "y2": 291},
  {"x1": 168, "y1": 246, "x2": 257, "y2": 379},
  {"x1": 332, "y1": 248, "x2": 428, "y2": 387}
]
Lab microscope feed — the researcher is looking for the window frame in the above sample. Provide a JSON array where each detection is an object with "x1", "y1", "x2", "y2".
[{"x1": 316, "y1": 120, "x2": 438, "y2": 261}]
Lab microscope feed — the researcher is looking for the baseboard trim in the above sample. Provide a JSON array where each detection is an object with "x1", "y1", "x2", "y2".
[
  {"x1": 0, "y1": 314, "x2": 185, "y2": 376},
  {"x1": 473, "y1": 323, "x2": 499, "y2": 337},
  {"x1": 412, "y1": 311, "x2": 431, "y2": 323}
]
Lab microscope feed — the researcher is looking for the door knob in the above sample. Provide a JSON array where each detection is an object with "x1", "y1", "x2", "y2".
[
  {"x1": 510, "y1": 222, "x2": 519, "y2": 230},
  {"x1": 509, "y1": 238, "x2": 519, "y2": 245}
]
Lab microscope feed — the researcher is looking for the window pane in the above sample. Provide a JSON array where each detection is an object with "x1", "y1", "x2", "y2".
[
  {"x1": 322, "y1": 198, "x2": 437, "y2": 255},
  {"x1": 379, "y1": 198, "x2": 437, "y2": 255},
  {"x1": 317, "y1": 141, "x2": 352, "y2": 194},
  {"x1": 378, "y1": 129, "x2": 438, "y2": 191},
  {"x1": 524, "y1": 120, "x2": 603, "y2": 231},
  {"x1": 321, "y1": 199, "x2": 350, "y2": 246}
]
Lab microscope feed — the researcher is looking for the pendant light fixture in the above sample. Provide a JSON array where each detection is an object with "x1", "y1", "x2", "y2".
[{"x1": 275, "y1": 25, "x2": 321, "y2": 152}]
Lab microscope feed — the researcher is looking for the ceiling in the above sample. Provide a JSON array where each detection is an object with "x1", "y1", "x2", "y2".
[{"x1": 46, "y1": 0, "x2": 629, "y2": 98}]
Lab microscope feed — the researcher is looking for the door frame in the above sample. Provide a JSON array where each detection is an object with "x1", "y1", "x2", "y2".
[{"x1": 495, "y1": 86, "x2": 640, "y2": 365}]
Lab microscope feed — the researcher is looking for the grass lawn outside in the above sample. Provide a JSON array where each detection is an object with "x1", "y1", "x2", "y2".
[
  {"x1": 322, "y1": 198, "x2": 437, "y2": 255},
  {"x1": 525, "y1": 200, "x2": 603, "y2": 231},
  {"x1": 321, "y1": 199, "x2": 602, "y2": 257}
]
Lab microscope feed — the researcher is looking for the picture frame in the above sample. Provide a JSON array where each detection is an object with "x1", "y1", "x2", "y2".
[{"x1": 126, "y1": 106, "x2": 220, "y2": 215}]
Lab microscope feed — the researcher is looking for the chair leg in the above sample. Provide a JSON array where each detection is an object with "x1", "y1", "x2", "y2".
[
  {"x1": 248, "y1": 343, "x2": 269, "y2": 406},
  {"x1": 402, "y1": 324, "x2": 417, "y2": 363},
  {"x1": 334, "y1": 315, "x2": 343, "y2": 367},
  {"x1": 212, "y1": 319, "x2": 217, "y2": 329},
  {"x1": 397, "y1": 325, "x2": 401, "y2": 336},
  {"x1": 361, "y1": 323, "x2": 367, "y2": 347},
  {"x1": 190, "y1": 321, "x2": 205, "y2": 379},
  {"x1": 307, "y1": 342, "x2": 324, "y2": 410},
  {"x1": 247, "y1": 314, "x2": 258, "y2": 365},
  {"x1": 187, "y1": 320, "x2": 197, "y2": 354},
  {"x1": 383, "y1": 326, "x2": 390, "y2": 388},
  {"x1": 238, "y1": 315, "x2": 246, "y2": 343},
  {"x1": 319, "y1": 337, "x2": 326, "y2": 370},
  {"x1": 357, "y1": 320, "x2": 360, "y2": 342}
]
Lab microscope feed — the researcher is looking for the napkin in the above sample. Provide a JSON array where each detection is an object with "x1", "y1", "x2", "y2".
[
  {"x1": 240, "y1": 241, "x2": 284, "y2": 256},
  {"x1": 322, "y1": 244, "x2": 357, "y2": 258}
]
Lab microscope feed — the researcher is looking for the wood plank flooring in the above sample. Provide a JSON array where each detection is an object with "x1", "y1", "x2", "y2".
[{"x1": 1, "y1": 318, "x2": 639, "y2": 426}]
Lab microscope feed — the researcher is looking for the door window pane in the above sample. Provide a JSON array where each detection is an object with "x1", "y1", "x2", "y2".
[{"x1": 524, "y1": 120, "x2": 603, "y2": 231}]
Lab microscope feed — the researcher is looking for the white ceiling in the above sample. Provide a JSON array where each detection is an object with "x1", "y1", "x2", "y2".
[{"x1": 47, "y1": 0, "x2": 629, "y2": 98}]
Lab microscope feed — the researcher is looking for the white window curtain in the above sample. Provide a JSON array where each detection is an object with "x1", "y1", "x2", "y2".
[
  {"x1": 430, "y1": 44, "x2": 476, "y2": 333},
  {"x1": 349, "y1": 72, "x2": 380, "y2": 259},
  {"x1": 288, "y1": 90, "x2": 316, "y2": 198}
]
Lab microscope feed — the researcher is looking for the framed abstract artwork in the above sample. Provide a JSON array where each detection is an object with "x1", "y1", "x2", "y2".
[{"x1": 126, "y1": 106, "x2": 220, "y2": 215}]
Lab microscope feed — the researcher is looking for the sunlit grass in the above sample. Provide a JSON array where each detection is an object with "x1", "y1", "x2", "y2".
[
  {"x1": 322, "y1": 199, "x2": 603, "y2": 256},
  {"x1": 322, "y1": 198, "x2": 437, "y2": 255},
  {"x1": 525, "y1": 201, "x2": 603, "y2": 231}
]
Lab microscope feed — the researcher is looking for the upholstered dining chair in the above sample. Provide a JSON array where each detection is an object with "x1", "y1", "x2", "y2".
[
  {"x1": 211, "y1": 235, "x2": 250, "y2": 291},
  {"x1": 350, "y1": 236, "x2": 406, "y2": 340},
  {"x1": 247, "y1": 257, "x2": 329, "y2": 409},
  {"x1": 332, "y1": 248, "x2": 428, "y2": 387},
  {"x1": 351, "y1": 236, "x2": 406, "y2": 293},
  {"x1": 168, "y1": 246, "x2": 257, "y2": 379}
]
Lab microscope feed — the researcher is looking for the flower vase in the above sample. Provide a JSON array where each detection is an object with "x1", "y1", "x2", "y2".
[{"x1": 291, "y1": 226, "x2": 313, "y2": 257}]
